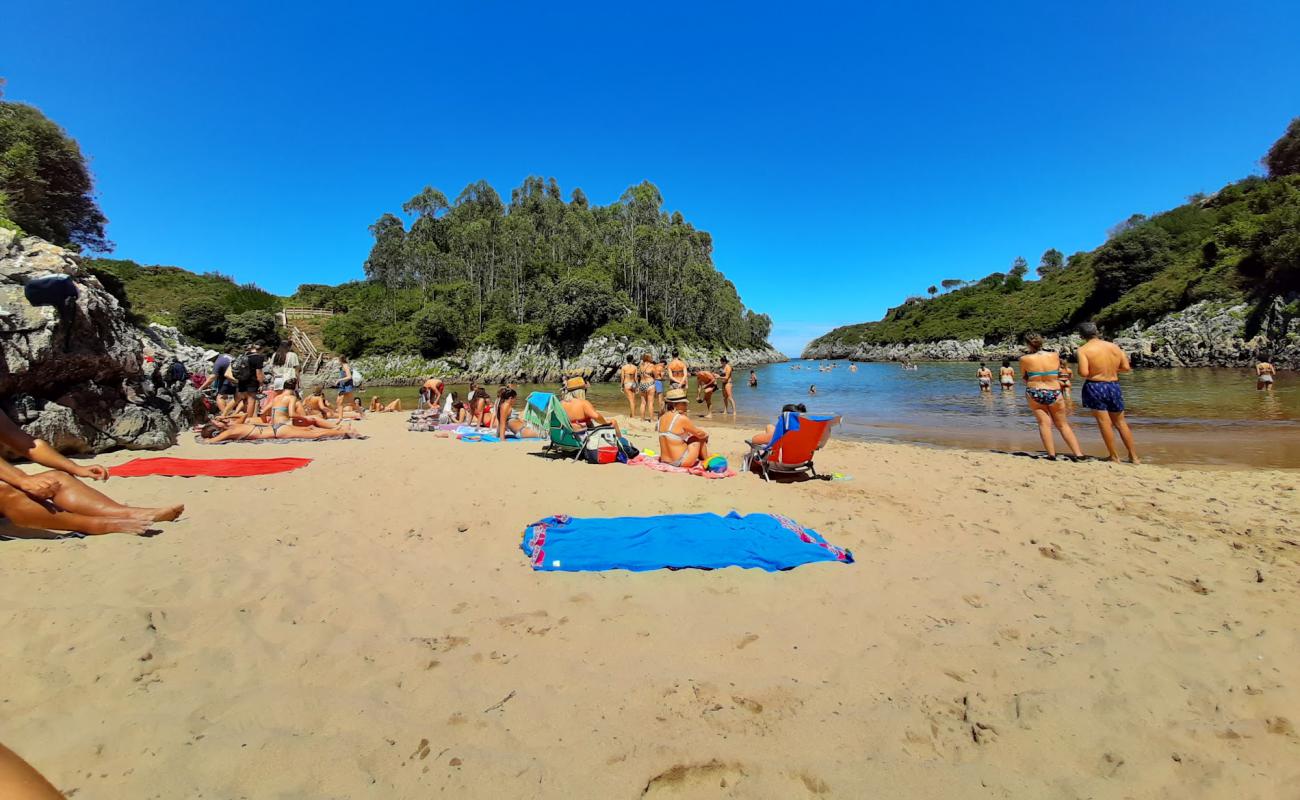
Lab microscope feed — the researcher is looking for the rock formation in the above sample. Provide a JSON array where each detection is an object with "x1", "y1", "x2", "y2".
[
  {"x1": 342, "y1": 338, "x2": 787, "y2": 387},
  {"x1": 0, "y1": 230, "x2": 202, "y2": 454},
  {"x1": 803, "y1": 301, "x2": 1299, "y2": 368}
]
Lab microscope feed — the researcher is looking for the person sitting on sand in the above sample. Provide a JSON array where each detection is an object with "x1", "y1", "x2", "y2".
[
  {"x1": 560, "y1": 377, "x2": 622, "y2": 437},
  {"x1": 369, "y1": 396, "x2": 403, "y2": 413},
  {"x1": 303, "y1": 386, "x2": 334, "y2": 418},
  {"x1": 1256, "y1": 355, "x2": 1277, "y2": 391},
  {"x1": 0, "y1": 408, "x2": 183, "y2": 536},
  {"x1": 1076, "y1": 321, "x2": 1139, "y2": 464},
  {"x1": 977, "y1": 363, "x2": 993, "y2": 392},
  {"x1": 199, "y1": 418, "x2": 359, "y2": 443},
  {"x1": 495, "y1": 387, "x2": 541, "y2": 439},
  {"x1": 999, "y1": 360, "x2": 1015, "y2": 389},
  {"x1": 748, "y1": 403, "x2": 806, "y2": 447},
  {"x1": 657, "y1": 388, "x2": 710, "y2": 468},
  {"x1": 467, "y1": 388, "x2": 493, "y2": 427},
  {"x1": 1019, "y1": 333, "x2": 1084, "y2": 460},
  {"x1": 694, "y1": 369, "x2": 717, "y2": 418}
]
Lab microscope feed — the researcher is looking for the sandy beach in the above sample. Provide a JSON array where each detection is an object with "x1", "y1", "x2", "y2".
[{"x1": 2, "y1": 413, "x2": 1297, "y2": 799}]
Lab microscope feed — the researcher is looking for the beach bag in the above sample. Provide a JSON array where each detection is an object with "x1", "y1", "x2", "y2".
[
  {"x1": 230, "y1": 354, "x2": 254, "y2": 382},
  {"x1": 350, "y1": 366, "x2": 364, "y2": 387}
]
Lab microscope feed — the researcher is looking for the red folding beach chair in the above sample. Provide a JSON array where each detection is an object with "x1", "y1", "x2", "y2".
[{"x1": 745, "y1": 413, "x2": 841, "y2": 481}]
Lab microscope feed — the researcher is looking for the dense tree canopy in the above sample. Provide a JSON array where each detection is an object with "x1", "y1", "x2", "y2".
[
  {"x1": 307, "y1": 176, "x2": 772, "y2": 358},
  {"x1": 0, "y1": 101, "x2": 109, "y2": 251},
  {"x1": 1264, "y1": 116, "x2": 1300, "y2": 178}
]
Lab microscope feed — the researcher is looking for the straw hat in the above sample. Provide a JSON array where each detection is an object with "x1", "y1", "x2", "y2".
[
  {"x1": 663, "y1": 388, "x2": 688, "y2": 404},
  {"x1": 564, "y1": 376, "x2": 588, "y2": 391}
]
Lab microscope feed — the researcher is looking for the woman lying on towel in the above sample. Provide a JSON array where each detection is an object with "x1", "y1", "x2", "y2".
[
  {"x1": 199, "y1": 418, "x2": 361, "y2": 443},
  {"x1": 369, "y1": 396, "x2": 403, "y2": 412},
  {"x1": 0, "y1": 408, "x2": 183, "y2": 535},
  {"x1": 494, "y1": 387, "x2": 541, "y2": 440},
  {"x1": 657, "y1": 388, "x2": 710, "y2": 468},
  {"x1": 749, "y1": 403, "x2": 807, "y2": 446}
]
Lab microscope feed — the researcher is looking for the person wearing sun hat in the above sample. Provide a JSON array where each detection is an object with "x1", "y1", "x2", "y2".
[
  {"x1": 560, "y1": 375, "x2": 622, "y2": 438},
  {"x1": 656, "y1": 387, "x2": 710, "y2": 467}
]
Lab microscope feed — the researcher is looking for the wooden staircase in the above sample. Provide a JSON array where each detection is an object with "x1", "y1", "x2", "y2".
[{"x1": 281, "y1": 310, "x2": 335, "y2": 383}]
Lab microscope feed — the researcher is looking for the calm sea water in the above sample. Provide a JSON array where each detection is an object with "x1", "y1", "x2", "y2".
[{"x1": 361, "y1": 360, "x2": 1300, "y2": 468}]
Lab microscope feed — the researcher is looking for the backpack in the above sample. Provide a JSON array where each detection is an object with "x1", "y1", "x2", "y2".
[
  {"x1": 350, "y1": 366, "x2": 364, "y2": 387},
  {"x1": 230, "y1": 354, "x2": 254, "y2": 382},
  {"x1": 167, "y1": 359, "x2": 189, "y2": 384}
]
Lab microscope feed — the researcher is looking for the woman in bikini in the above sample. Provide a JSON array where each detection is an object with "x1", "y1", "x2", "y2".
[
  {"x1": 999, "y1": 360, "x2": 1016, "y2": 389},
  {"x1": 719, "y1": 356, "x2": 736, "y2": 415},
  {"x1": 1019, "y1": 333, "x2": 1084, "y2": 460},
  {"x1": 657, "y1": 388, "x2": 710, "y2": 468},
  {"x1": 620, "y1": 355, "x2": 640, "y2": 419},
  {"x1": 1256, "y1": 356, "x2": 1277, "y2": 391},
  {"x1": 303, "y1": 386, "x2": 334, "y2": 418},
  {"x1": 1057, "y1": 356, "x2": 1074, "y2": 401},
  {"x1": 494, "y1": 386, "x2": 541, "y2": 439},
  {"x1": 199, "y1": 418, "x2": 359, "y2": 442},
  {"x1": 635, "y1": 354, "x2": 657, "y2": 422}
]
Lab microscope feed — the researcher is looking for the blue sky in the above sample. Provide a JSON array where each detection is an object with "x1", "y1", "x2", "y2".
[{"x1": 6, "y1": 1, "x2": 1299, "y2": 355}]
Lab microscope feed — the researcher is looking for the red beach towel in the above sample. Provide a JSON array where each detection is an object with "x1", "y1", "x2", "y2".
[{"x1": 108, "y1": 457, "x2": 312, "y2": 478}]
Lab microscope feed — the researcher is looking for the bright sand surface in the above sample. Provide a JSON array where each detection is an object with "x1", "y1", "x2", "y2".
[{"x1": 2, "y1": 412, "x2": 1298, "y2": 799}]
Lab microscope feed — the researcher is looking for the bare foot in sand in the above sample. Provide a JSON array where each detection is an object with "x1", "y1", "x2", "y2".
[{"x1": 93, "y1": 518, "x2": 152, "y2": 535}]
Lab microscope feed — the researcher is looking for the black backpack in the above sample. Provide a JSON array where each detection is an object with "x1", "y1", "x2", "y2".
[
  {"x1": 230, "y1": 354, "x2": 254, "y2": 382},
  {"x1": 167, "y1": 359, "x2": 189, "y2": 384}
]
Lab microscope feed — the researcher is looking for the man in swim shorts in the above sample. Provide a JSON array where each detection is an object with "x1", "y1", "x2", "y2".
[
  {"x1": 1076, "y1": 322, "x2": 1139, "y2": 464},
  {"x1": 420, "y1": 377, "x2": 445, "y2": 409}
]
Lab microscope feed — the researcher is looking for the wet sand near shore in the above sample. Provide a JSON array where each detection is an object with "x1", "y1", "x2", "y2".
[{"x1": 2, "y1": 413, "x2": 1297, "y2": 798}]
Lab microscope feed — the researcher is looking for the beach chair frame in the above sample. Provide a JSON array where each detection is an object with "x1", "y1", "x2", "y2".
[
  {"x1": 525, "y1": 392, "x2": 616, "y2": 460},
  {"x1": 745, "y1": 413, "x2": 841, "y2": 482}
]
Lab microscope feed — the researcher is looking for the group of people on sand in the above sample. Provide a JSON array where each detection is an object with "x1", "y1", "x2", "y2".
[
  {"x1": 617, "y1": 352, "x2": 737, "y2": 422},
  {"x1": 411, "y1": 378, "x2": 544, "y2": 441}
]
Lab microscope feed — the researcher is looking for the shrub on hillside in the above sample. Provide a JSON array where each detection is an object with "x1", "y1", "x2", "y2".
[
  {"x1": 224, "y1": 310, "x2": 278, "y2": 346},
  {"x1": 412, "y1": 302, "x2": 466, "y2": 357},
  {"x1": 177, "y1": 299, "x2": 227, "y2": 343}
]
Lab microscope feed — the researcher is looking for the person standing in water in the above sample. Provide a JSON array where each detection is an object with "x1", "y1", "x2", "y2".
[
  {"x1": 635, "y1": 353, "x2": 657, "y2": 421},
  {"x1": 748, "y1": 369, "x2": 758, "y2": 387},
  {"x1": 719, "y1": 356, "x2": 736, "y2": 415},
  {"x1": 1019, "y1": 333, "x2": 1084, "y2": 460},
  {"x1": 668, "y1": 352, "x2": 688, "y2": 392},
  {"x1": 809, "y1": 384, "x2": 817, "y2": 395},
  {"x1": 977, "y1": 363, "x2": 993, "y2": 392},
  {"x1": 1076, "y1": 322, "x2": 1140, "y2": 464},
  {"x1": 999, "y1": 360, "x2": 1015, "y2": 389},
  {"x1": 1256, "y1": 355, "x2": 1277, "y2": 391},
  {"x1": 1057, "y1": 355, "x2": 1074, "y2": 401}
]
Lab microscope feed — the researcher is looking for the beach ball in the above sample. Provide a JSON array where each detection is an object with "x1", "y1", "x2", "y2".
[{"x1": 705, "y1": 456, "x2": 728, "y2": 473}]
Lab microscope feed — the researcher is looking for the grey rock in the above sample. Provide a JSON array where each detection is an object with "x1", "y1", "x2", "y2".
[{"x1": 0, "y1": 229, "x2": 200, "y2": 455}]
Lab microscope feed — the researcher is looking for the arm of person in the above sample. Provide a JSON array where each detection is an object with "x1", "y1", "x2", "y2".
[
  {"x1": 0, "y1": 457, "x2": 60, "y2": 499},
  {"x1": 1018, "y1": 357, "x2": 1028, "y2": 381},
  {"x1": 197, "y1": 373, "x2": 215, "y2": 391},
  {"x1": 0, "y1": 410, "x2": 108, "y2": 481},
  {"x1": 1076, "y1": 349, "x2": 1092, "y2": 379},
  {"x1": 0, "y1": 742, "x2": 64, "y2": 800},
  {"x1": 678, "y1": 417, "x2": 709, "y2": 442}
]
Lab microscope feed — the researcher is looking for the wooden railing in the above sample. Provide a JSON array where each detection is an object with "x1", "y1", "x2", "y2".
[{"x1": 283, "y1": 307, "x2": 336, "y2": 318}]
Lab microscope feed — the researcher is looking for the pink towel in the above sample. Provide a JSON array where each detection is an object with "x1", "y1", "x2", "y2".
[{"x1": 627, "y1": 454, "x2": 736, "y2": 479}]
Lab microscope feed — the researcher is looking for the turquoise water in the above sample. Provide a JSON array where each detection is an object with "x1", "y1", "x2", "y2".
[{"x1": 361, "y1": 360, "x2": 1299, "y2": 468}]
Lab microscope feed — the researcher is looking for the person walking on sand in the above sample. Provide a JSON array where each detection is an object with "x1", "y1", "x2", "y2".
[
  {"x1": 999, "y1": 360, "x2": 1015, "y2": 390},
  {"x1": 977, "y1": 363, "x2": 993, "y2": 393},
  {"x1": 1076, "y1": 322, "x2": 1140, "y2": 464},
  {"x1": 719, "y1": 356, "x2": 736, "y2": 415},
  {"x1": 1256, "y1": 355, "x2": 1277, "y2": 391},
  {"x1": 1019, "y1": 333, "x2": 1084, "y2": 460},
  {"x1": 636, "y1": 353, "x2": 657, "y2": 422}
]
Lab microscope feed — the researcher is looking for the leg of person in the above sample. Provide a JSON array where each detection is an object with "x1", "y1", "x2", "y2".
[
  {"x1": 40, "y1": 471, "x2": 183, "y2": 522},
  {"x1": 0, "y1": 741, "x2": 66, "y2": 800},
  {"x1": 0, "y1": 485, "x2": 149, "y2": 535},
  {"x1": 703, "y1": 388, "x2": 714, "y2": 418},
  {"x1": 680, "y1": 440, "x2": 704, "y2": 468},
  {"x1": 1029, "y1": 405, "x2": 1057, "y2": 457},
  {"x1": 1111, "y1": 412, "x2": 1140, "y2": 464},
  {"x1": 724, "y1": 383, "x2": 735, "y2": 414},
  {"x1": 1091, "y1": 410, "x2": 1120, "y2": 462},
  {"x1": 1049, "y1": 402, "x2": 1084, "y2": 457}
]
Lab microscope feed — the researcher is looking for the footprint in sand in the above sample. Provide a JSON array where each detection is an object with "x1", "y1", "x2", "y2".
[{"x1": 736, "y1": 633, "x2": 760, "y2": 650}]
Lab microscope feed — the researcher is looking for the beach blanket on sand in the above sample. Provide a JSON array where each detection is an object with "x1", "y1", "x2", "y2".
[
  {"x1": 108, "y1": 457, "x2": 312, "y2": 478},
  {"x1": 521, "y1": 511, "x2": 853, "y2": 572},
  {"x1": 626, "y1": 454, "x2": 735, "y2": 479}
]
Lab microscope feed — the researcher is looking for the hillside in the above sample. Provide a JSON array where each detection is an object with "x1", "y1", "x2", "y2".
[
  {"x1": 82, "y1": 257, "x2": 281, "y2": 327},
  {"x1": 807, "y1": 121, "x2": 1300, "y2": 357}
]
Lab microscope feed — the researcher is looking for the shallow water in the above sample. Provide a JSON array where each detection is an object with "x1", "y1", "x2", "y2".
[{"x1": 360, "y1": 360, "x2": 1300, "y2": 468}]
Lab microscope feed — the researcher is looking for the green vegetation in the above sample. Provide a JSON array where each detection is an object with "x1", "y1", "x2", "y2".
[
  {"x1": 299, "y1": 177, "x2": 773, "y2": 358},
  {"x1": 811, "y1": 118, "x2": 1300, "y2": 349},
  {"x1": 0, "y1": 98, "x2": 109, "y2": 252}
]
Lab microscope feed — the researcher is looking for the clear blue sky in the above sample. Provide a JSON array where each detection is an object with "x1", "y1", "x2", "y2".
[{"x1": 6, "y1": 1, "x2": 1298, "y2": 355}]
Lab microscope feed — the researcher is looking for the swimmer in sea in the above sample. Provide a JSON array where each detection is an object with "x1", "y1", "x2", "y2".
[
  {"x1": 1256, "y1": 355, "x2": 1277, "y2": 391},
  {"x1": 748, "y1": 369, "x2": 758, "y2": 387},
  {"x1": 977, "y1": 363, "x2": 993, "y2": 393},
  {"x1": 809, "y1": 384, "x2": 817, "y2": 396},
  {"x1": 999, "y1": 360, "x2": 1015, "y2": 389},
  {"x1": 1019, "y1": 333, "x2": 1084, "y2": 460}
]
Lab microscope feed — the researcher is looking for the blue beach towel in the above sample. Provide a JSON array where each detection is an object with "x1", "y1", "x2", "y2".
[{"x1": 521, "y1": 511, "x2": 854, "y2": 572}]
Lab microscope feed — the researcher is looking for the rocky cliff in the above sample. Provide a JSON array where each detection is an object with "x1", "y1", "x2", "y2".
[
  {"x1": 343, "y1": 338, "x2": 787, "y2": 387},
  {"x1": 803, "y1": 301, "x2": 1299, "y2": 368},
  {"x1": 0, "y1": 230, "x2": 202, "y2": 454}
]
